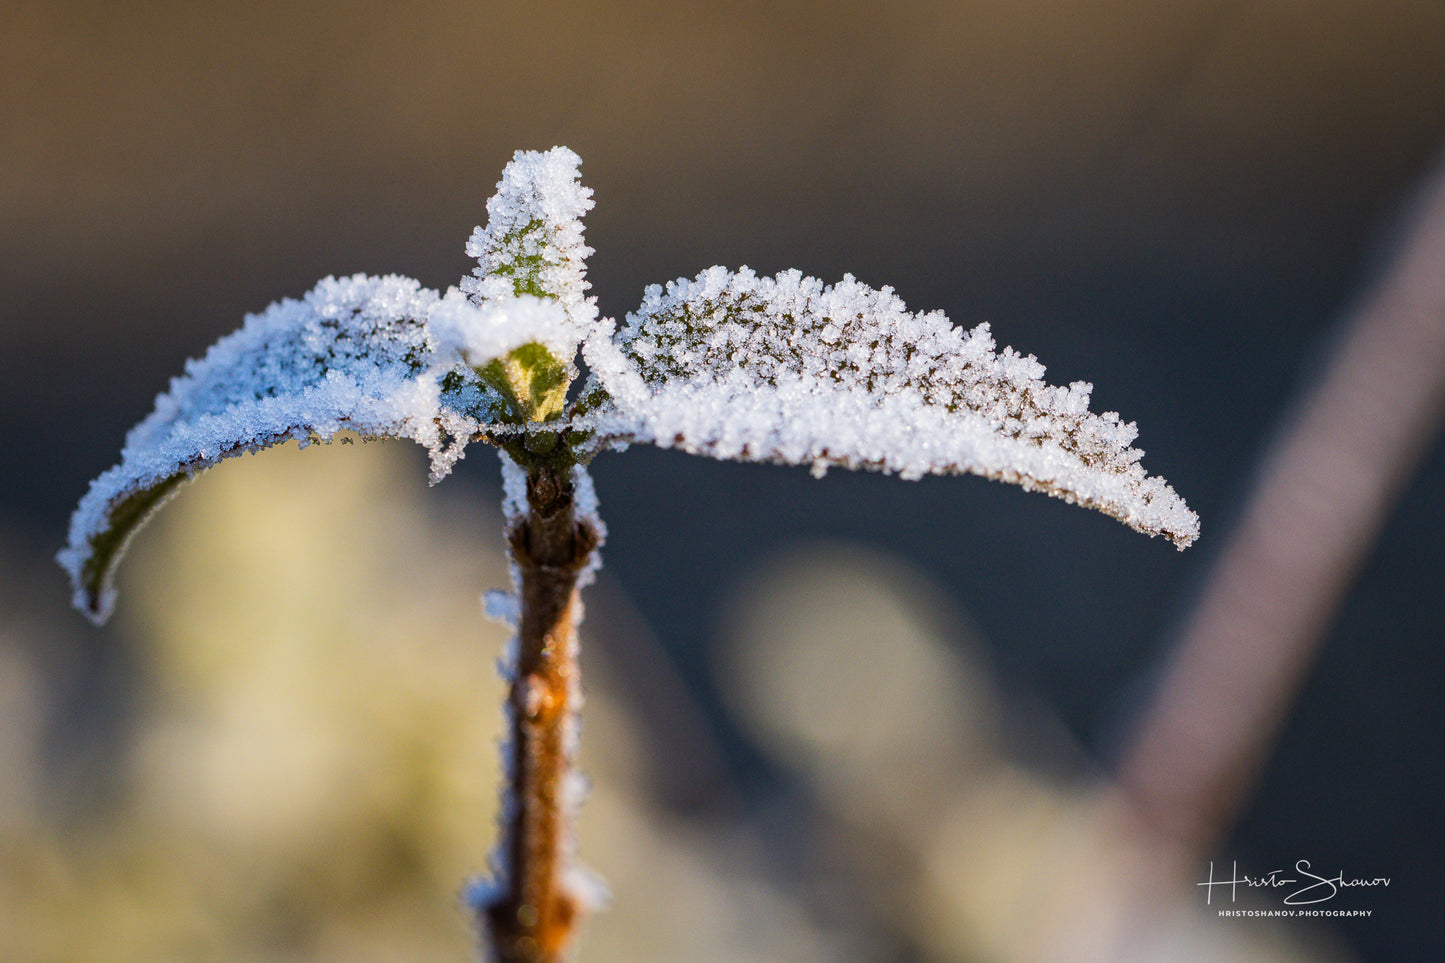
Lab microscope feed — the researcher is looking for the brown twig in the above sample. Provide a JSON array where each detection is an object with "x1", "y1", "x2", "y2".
[
  {"x1": 483, "y1": 465, "x2": 600, "y2": 963},
  {"x1": 1117, "y1": 150, "x2": 1445, "y2": 863}
]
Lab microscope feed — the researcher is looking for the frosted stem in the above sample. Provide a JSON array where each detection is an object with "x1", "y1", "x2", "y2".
[{"x1": 484, "y1": 465, "x2": 599, "y2": 963}]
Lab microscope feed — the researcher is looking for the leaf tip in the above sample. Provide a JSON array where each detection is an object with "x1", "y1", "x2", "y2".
[
  {"x1": 58, "y1": 471, "x2": 193, "y2": 627},
  {"x1": 56, "y1": 546, "x2": 115, "y2": 627}
]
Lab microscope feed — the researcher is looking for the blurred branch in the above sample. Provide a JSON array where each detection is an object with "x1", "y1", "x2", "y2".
[{"x1": 1118, "y1": 148, "x2": 1445, "y2": 861}]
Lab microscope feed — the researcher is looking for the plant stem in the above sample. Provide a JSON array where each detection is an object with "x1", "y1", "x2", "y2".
[{"x1": 484, "y1": 464, "x2": 599, "y2": 963}]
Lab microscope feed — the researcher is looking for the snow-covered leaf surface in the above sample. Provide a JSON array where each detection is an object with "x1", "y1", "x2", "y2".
[
  {"x1": 585, "y1": 266, "x2": 1199, "y2": 548},
  {"x1": 58, "y1": 274, "x2": 507, "y2": 625}
]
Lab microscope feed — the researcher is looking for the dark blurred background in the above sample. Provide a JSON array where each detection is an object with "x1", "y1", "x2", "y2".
[{"x1": 3, "y1": 2, "x2": 1443, "y2": 960}]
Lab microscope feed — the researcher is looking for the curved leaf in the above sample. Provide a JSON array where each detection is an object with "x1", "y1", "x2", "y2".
[
  {"x1": 583, "y1": 267, "x2": 1199, "y2": 548},
  {"x1": 58, "y1": 274, "x2": 506, "y2": 624}
]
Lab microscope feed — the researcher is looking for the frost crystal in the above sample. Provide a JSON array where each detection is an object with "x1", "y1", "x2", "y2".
[
  {"x1": 584, "y1": 266, "x2": 1199, "y2": 548},
  {"x1": 429, "y1": 288, "x2": 575, "y2": 371}
]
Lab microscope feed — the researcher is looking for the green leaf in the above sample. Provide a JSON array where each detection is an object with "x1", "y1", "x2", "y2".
[
  {"x1": 460, "y1": 147, "x2": 600, "y2": 347},
  {"x1": 477, "y1": 342, "x2": 572, "y2": 423}
]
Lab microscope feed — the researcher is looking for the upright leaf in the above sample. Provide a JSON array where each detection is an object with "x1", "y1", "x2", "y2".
[{"x1": 462, "y1": 147, "x2": 595, "y2": 324}]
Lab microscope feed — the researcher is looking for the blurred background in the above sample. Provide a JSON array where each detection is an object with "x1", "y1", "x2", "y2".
[{"x1": 3, "y1": 1, "x2": 1443, "y2": 960}]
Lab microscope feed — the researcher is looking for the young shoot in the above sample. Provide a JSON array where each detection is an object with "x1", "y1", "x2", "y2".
[{"x1": 59, "y1": 146, "x2": 1198, "y2": 963}]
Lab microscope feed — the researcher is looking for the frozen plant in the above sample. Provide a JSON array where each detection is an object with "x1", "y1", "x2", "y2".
[{"x1": 59, "y1": 147, "x2": 1199, "y2": 963}]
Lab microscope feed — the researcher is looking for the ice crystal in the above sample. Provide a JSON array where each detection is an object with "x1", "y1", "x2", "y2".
[
  {"x1": 62, "y1": 276, "x2": 449, "y2": 622},
  {"x1": 429, "y1": 289, "x2": 575, "y2": 372}
]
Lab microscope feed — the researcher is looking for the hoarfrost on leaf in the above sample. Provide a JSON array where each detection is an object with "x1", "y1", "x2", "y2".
[
  {"x1": 58, "y1": 274, "x2": 514, "y2": 625},
  {"x1": 461, "y1": 147, "x2": 600, "y2": 355},
  {"x1": 430, "y1": 289, "x2": 576, "y2": 372},
  {"x1": 432, "y1": 292, "x2": 576, "y2": 424},
  {"x1": 583, "y1": 266, "x2": 1199, "y2": 548}
]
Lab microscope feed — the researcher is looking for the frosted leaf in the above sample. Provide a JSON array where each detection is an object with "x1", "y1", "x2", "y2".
[
  {"x1": 585, "y1": 267, "x2": 1199, "y2": 548},
  {"x1": 460, "y1": 147, "x2": 599, "y2": 354},
  {"x1": 58, "y1": 274, "x2": 510, "y2": 625}
]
